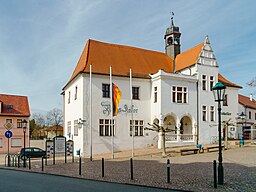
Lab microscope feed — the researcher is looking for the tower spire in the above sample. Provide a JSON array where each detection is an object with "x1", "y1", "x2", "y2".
[{"x1": 164, "y1": 12, "x2": 181, "y2": 59}]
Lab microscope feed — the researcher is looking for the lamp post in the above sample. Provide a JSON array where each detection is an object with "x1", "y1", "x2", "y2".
[
  {"x1": 22, "y1": 119, "x2": 28, "y2": 168},
  {"x1": 212, "y1": 82, "x2": 226, "y2": 185},
  {"x1": 238, "y1": 112, "x2": 246, "y2": 146}
]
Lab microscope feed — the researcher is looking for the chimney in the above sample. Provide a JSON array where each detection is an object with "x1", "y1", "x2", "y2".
[{"x1": 250, "y1": 93, "x2": 253, "y2": 101}]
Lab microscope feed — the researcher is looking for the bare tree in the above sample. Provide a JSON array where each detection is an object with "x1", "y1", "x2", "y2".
[
  {"x1": 32, "y1": 113, "x2": 46, "y2": 128},
  {"x1": 144, "y1": 123, "x2": 176, "y2": 157},
  {"x1": 46, "y1": 108, "x2": 63, "y2": 137}
]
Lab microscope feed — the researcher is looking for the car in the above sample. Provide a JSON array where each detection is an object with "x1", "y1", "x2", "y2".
[{"x1": 18, "y1": 147, "x2": 46, "y2": 160}]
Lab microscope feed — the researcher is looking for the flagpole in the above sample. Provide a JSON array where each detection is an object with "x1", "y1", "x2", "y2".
[
  {"x1": 110, "y1": 66, "x2": 114, "y2": 159},
  {"x1": 90, "y1": 64, "x2": 92, "y2": 161},
  {"x1": 130, "y1": 68, "x2": 134, "y2": 158}
]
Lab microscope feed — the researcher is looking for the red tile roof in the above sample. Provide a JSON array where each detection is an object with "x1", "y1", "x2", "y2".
[
  {"x1": 218, "y1": 73, "x2": 242, "y2": 88},
  {"x1": 175, "y1": 42, "x2": 204, "y2": 71},
  {"x1": 238, "y1": 94, "x2": 256, "y2": 110},
  {"x1": 64, "y1": 39, "x2": 174, "y2": 88},
  {"x1": 0, "y1": 94, "x2": 30, "y2": 117}
]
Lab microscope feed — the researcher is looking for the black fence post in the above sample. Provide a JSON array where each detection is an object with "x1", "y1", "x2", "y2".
[
  {"x1": 29, "y1": 157, "x2": 31, "y2": 170},
  {"x1": 102, "y1": 158, "x2": 104, "y2": 177},
  {"x1": 18, "y1": 156, "x2": 20, "y2": 168},
  {"x1": 79, "y1": 157, "x2": 81, "y2": 176},
  {"x1": 130, "y1": 158, "x2": 134, "y2": 180},
  {"x1": 167, "y1": 159, "x2": 170, "y2": 183},
  {"x1": 213, "y1": 160, "x2": 217, "y2": 188},
  {"x1": 42, "y1": 156, "x2": 44, "y2": 171},
  {"x1": 8, "y1": 155, "x2": 10, "y2": 167}
]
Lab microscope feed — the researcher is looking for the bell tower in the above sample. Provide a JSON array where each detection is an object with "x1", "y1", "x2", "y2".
[{"x1": 164, "y1": 14, "x2": 181, "y2": 59}]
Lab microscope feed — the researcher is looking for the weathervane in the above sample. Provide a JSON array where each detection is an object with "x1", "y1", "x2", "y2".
[{"x1": 170, "y1": 11, "x2": 174, "y2": 25}]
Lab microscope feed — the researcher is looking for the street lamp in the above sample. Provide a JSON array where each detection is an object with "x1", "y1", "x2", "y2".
[
  {"x1": 22, "y1": 119, "x2": 28, "y2": 168},
  {"x1": 212, "y1": 82, "x2": 226, "y2": 185},
  {"x1": 238, "y1": 112, "x2": 246, "y2": 146}
]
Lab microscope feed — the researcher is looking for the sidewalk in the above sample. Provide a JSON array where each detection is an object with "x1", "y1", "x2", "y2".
[{"x1": 1, "y1": 145, "x2": 256, "y2": 192}]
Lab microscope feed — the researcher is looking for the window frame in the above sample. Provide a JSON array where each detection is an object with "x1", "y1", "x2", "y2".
[
  {"x1": 130, "y1": 120, "x2": 144, "y2": 136},
  {"x1": 210, "y1": 106, "x2": 215, "y2": 122},
  {"x1": 99, "y1": 119, "x2": 115, "y2": 136},
  {"x1": 209, "y1": 76, "x2": 214, "y2": 91},
  {"x1": 102, "y1": 84, "x2": 110, "y2": 98},
  {"x1": 74, "y1": 86, "x2": 78, "y2": 100},
  {"x1": 202, "y1": 105, "x2": 207, "y2": 121},
  {"x1": 202, "y1": 75, "x2": 207, "y2": 91},
  {"x1": 17, "y1": 119, "x2": 22, "y2": 128},
  {"x1": 154, "y1": 86, "x2": 157, "y2": 103},
  {"x1": 74, "y1": 120, "x2": 78, "y2": 136},
  {"x1": 172, "y1": 86, "x2": 188, "y2": 104},
  {"x1": 223, "y1": 94, "x2": 228, "y2": 106},
  {"x1": 132, "y1": 87, "x2": 140, "y2": 100}
]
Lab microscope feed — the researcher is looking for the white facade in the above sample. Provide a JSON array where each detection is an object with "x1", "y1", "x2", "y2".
[{"x1": 62, "y1": 36, "x2": 242, "y2": 156}]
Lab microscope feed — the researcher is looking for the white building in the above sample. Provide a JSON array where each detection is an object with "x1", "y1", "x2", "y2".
[
  {"x1": 62, "y1": 19, "x2": 242, "y2": 157},
  {"x1": 237, "y1": 94, "x2": 256, "y2": 140}
]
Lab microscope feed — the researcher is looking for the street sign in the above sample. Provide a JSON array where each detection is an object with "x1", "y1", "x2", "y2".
[
  {"x1": 5, "y1": 131, "x2": 13, "y2": 138},
  {"x1": 4, "y1": 122, "x2": 14, "y2": 130}
]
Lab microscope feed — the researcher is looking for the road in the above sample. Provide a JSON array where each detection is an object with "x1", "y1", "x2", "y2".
[{"x1": 0, "y1": 169, "x2": 182, "y2": 192}]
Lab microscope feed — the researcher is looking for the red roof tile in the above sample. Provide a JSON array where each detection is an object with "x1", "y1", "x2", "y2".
[
  {"x1": 64, "y1": 39, "x2": 174, "y2": 89},
  {"x1": 0, "y1": 94, "x2": 30, "y2": 117},
  {"x1": 175, "y1": 43, "x2": 204, "y2": 71},
  {"x1": 218, "y1": 73, "x2": 242, "y2": 88},
  {"x1": 238, "y1": 94, "x2": 256, "y2": 110}
]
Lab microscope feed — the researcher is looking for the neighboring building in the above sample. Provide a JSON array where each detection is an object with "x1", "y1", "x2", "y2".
[
  {"x1": 62, "y1": 19, "x2": 242, "y2": 156},
  {"x1": 238, "y1": 94, "x2": 256, "y2": 140},
  {"x1": 43, "y1": 125, "x2": 64, "y2": 139},
  {"x1": 0, "y1": 94, "x2": 30, "y2": 154}
]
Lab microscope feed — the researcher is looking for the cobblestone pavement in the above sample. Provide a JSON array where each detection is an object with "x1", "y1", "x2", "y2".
[{"x1": 0, "y1": 145, "x2": 255, "y2": 192}]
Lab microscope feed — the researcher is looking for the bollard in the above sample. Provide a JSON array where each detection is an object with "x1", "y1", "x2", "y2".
[
  {"x1": 130, "y1": 158, "x2": 134, "y2": 180},
  {"x1": 12, "y1": 156, "x2": 14, "y2": 167},
  {"x1": 102, "y1": 158, "x2": 104, "y2": 177},
  {"x1": 18, "y1": 156, "x2": 20, "y2": 168},
  {"x1": 45, "y1": 155, "x2": 47, "y2": 166},
  {"x1": 79, "y1": 157, "x2": 82, "y2": 175},
  {"x1": 213, "y1": 160, "x2": 217, "y2": 188},
  {"x1": 42, "y1": 156, "x2": 44, "y2": 171},
  {"x1": 8, "y1": 155, "x2": 10, "y2": 167},
  {"x1": 167, "y1": 159, "x2": 170, "y2": 183},
  {"x1": 29, "y1": 157, "x2": 31, "y2": 170}
]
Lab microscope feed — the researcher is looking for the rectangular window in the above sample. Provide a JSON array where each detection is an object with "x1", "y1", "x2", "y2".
[
  {"x1": 249, "y1": 111, "x2": 251, "y2": 119},
  {"x1": 210, "y1": 106, "x2": 215, "y2": 121},
  {"x1": 202, "y1": 75, "x2": 207, "y2": 91},
  {"x1": 130, "y1": 120, "x2": 144, "y2": 136},
  {"x1": 6, "y1": 119, "x2": 12, "y2": 123},
  {"x1": 132, "y1": 87, "x2": 140, "y2": 100},
  {"x1": 67, "y1": 121, "x2": 71, "y2": 134},
  {"x1": 11, "y1": 138, "x2": 22, "y2": 147},
  {"x1": 102, "y1": 84, "x2": 110, "y2": 98},
  {"x1": 154, "y1": 87, "x2": 157, "y2": 103},
  {"x1": 172, "y1": 86, "x2": 188, "y2": 103},
  {"x1": 68, "y1": 91, "x2": 71, "y2": 104},
  {"x1": 99, "y1": 119, "x2": 115, "y2": 136},
  {"x1": 74, "y1": 120, "x2": 78, "y2": 136},
  {"x1": 210, "y1": 76, "x2": 214, "y2": 91},
  {"x1": 0, "y1": 138, "x2": 2, "y2": 147},
  {"x1": 17, "y1": 119, "x2": 22, "y2": 128},
  {"x1": 74, "y1": 86, "x2": 77, "y2": 100},
  {"x1": 223, "y1": 94, "x2": 228, "y2": 106},
  {"x1": 202, "y1": 106, "x2": 207, "y2": 121}
]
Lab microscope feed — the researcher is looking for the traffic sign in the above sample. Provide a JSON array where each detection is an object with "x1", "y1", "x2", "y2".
[
  {"x1": 5, "y1": 131, "x2": 13, "y2": 138},
  {"x1": 4, "y1": 122, "x2": 14, "y2": 130}
]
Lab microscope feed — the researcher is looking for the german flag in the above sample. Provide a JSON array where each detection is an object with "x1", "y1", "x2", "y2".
[{"x1": 112, "y1": 83, "x2": 122, "y2": 116}]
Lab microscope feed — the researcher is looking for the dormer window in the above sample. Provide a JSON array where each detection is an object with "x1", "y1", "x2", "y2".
[{"x1": 7, "y1": 104, "x2": 13, "y2": 109}]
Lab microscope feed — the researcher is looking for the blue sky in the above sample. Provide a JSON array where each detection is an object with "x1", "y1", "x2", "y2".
[{"x1": 1, "y1": 0, "x2": 255, "y2": 114}]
